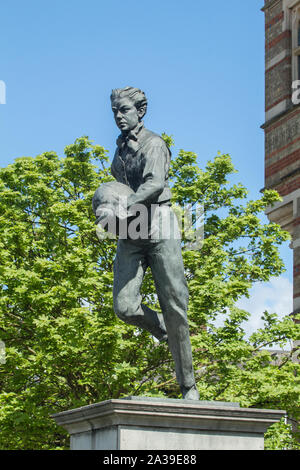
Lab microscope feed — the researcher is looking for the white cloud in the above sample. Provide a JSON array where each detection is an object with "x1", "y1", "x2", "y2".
[
  {"x1": 236, "y1": 276, "x2": 293, "y2": 337},
  {"x1": 213, "y1": 276, "x2": 293, "y2": 350}
]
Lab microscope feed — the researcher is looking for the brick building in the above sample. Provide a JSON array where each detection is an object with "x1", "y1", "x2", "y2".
[{"x1": 262, "y1": 0, "x2": 300, "y2": 352}]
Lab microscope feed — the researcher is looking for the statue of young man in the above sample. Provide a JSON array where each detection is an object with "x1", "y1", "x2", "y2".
[{"x1": 106, "y1": 86, "x2": 199, "y2": 400}]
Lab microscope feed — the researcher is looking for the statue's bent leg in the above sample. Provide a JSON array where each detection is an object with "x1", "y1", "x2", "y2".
[
  {"x1": 148, "y1": 237, "x2": 198, "y2": 398},
  {"x1": 113, "y1": 239, "x2": 167, "y2": 340}
]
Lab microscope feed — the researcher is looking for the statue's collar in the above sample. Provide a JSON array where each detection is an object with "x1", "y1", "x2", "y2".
[{"x1": 116, "y1": 121, "x2": 144, "y2": 148}]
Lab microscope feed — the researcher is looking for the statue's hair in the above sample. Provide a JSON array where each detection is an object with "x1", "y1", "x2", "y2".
[{"x1": 110, "y1": 86, "x2": 147, "y2": 117}]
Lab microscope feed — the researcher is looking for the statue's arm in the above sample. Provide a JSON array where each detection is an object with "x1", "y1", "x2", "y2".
[
  {"x1": 111, "y1": 162, "x2": 117, "y2": 179},
  {"x1": 110, "y1": 151, "x2": 122, "y2": 182}
]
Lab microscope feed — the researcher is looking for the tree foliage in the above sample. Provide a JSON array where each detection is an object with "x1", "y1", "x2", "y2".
[{"x1": 0, "y1": 136, "x2": 299, "y2": 449}]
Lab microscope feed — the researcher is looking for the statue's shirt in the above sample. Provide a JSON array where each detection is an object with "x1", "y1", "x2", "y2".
[{"x1": 111, "y1": 124, "x2": 172, "y2": 208}]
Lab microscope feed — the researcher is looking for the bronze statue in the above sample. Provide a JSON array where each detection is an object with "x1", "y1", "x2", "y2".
[{"x1": 93, "y1": 87, "x2": 199, "y2": 400}]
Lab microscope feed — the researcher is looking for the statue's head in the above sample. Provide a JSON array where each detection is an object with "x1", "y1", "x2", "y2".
[{"x1": 110, "y1": 87, "x2": 147, "y2": 134}]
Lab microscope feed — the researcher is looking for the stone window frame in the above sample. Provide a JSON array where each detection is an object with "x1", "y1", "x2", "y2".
[
  {"x1": 291, "y1": 3, "x2": 300, "y2": 81},
  {"x1": 283, "y1": 0, "x2": 300, "y2": 82}
]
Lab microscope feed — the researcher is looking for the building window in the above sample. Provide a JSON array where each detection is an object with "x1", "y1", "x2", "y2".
[{"x1": 292, "y1": 6, "x2": 300, "y2": 82}]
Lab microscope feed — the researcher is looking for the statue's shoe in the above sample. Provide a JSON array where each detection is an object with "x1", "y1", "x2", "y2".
[{"x1": 182, "y1": 385, "x2": 199, "y2": 400}]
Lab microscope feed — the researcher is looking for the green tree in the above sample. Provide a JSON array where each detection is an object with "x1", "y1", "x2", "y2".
[{"x1": 0, "y1": 136, "x2": 299, "y2": 449}]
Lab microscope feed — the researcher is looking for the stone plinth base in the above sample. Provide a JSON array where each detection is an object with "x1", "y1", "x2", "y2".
[{"x1": 52, "y1": 397, "x2": 286, "y2": 450}]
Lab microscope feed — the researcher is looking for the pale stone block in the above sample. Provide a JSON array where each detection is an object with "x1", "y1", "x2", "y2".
[{"x1": 52, "y1": 397, "x2": 286, "y2": 451}]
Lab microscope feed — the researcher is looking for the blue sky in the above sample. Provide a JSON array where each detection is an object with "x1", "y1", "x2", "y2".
[
  {"x1": 0, "y1": 0, "x2": 294, "y2": 323},
  {"x1": 0, "y1": 0, "x2": 265, "y2": 173}
]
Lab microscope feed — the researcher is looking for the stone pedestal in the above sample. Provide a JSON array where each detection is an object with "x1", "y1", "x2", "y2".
[{"x1": 52, "y1": 397, "x2": 286, "y2": 450}]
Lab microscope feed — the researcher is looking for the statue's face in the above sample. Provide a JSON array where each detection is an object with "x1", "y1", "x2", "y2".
[{"x1": 111, "y1": 97, "x2": 140, "y2": 133}]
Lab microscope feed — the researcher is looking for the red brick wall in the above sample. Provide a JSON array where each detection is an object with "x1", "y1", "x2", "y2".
[
  {"x1": 263, "y1": 0, "x2": 300, "y2": 198},
  {"x1": 265, "y1": 1, "x2": 292, "y2": 114}
]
